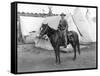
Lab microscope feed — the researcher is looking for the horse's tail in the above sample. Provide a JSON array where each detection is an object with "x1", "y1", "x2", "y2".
[{"x1": 77, "y1": 35, "x2": 80, "y2": 55}]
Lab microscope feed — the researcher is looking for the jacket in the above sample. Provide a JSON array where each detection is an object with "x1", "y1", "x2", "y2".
[{"x1": 58, "y1": 19, "x2": 68, "y2": 31}]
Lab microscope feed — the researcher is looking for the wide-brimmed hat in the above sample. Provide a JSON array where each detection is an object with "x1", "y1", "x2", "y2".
[{"x1": 60, "y1": 13, "x2": 66, "y2": 16}]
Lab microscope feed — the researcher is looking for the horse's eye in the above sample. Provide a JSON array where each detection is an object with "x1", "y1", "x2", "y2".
[
  {"x1": 70, "y1": 36, "x2": 73, "y2": 39},
  {"x1": 40, "y1": 27, "x2": 43, "y2": 31}
]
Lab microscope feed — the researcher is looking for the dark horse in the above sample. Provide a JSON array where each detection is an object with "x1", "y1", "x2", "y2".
[{"x1": 39, "y1": 23, "x2": 80, "y2": 64}]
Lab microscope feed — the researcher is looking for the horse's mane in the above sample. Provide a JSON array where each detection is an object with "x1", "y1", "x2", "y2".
[{"x1": 47, "y1": 25, "x2": 57, "y2": 34}]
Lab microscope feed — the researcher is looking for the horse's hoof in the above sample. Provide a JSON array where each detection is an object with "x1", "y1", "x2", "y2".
[
  {"x1": 79, "y1": 52, "x2": 81, "y2": 55},
  {"x1": 56, "y1": 62, "x2": 61, "y2": 65},
  {"x1": 64, "y1": 46, "x2": 67, "y2": 48}
]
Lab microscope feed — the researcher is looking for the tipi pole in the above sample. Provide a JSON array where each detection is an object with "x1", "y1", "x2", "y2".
[
  {"x1": 18, "y1": 16, "x2": 25, "y2": 44},
  {"x1": 70, "y1": 13, "x2": 83, "y2": 37}
]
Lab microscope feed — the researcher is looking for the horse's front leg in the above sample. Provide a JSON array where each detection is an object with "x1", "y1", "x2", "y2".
[
  {"x1": 54, "y1": 48, "x2": 58, "y2": 64},
  {"x1": 54, "y1": 48, "x2": 60, "y2": 64},
  {"x1": 56, "y1": 46, "x2": 61, "y2": 64},
  {"x1": 57, "y1": 47, "x2": 61, "y2": 64}
]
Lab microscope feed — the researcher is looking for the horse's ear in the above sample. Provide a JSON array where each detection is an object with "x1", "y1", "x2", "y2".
[{"x1": 42, "y1": 23, "x2": 43, "y2": 25}]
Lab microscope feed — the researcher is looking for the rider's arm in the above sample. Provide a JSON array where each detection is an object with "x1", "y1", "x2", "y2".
[{"x1": 64, "y1": 20, "x2": 68, "y2": 30}]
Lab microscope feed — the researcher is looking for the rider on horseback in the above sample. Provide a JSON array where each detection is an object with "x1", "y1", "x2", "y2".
[{"x1": 58, "y1": 13, "x2": 68, "y2": 48}]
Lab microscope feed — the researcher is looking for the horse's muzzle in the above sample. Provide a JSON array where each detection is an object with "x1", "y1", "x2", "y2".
[{"x1": 38, "y1": 35, "x2": 42, "y2": 39}]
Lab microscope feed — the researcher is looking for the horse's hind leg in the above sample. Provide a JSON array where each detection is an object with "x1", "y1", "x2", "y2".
[
  {"x1": 77, "y1": 41, "x2": 80, "y2": 55},
  {"x1": 77, "y1": 44, "x2": 80, "y2": 55},
  {"x1": 72, "y1": 44, "x2": 77, "y2": 60}
]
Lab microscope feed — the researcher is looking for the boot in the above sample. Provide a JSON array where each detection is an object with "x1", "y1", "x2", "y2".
[{"x1": 64, "y1": 42, "x2": 67, "y2": 48}]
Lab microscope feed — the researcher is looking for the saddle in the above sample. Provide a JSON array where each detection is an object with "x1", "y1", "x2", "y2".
[{"x1": 58, "y1": 30, "x2": 73, "y2": 45}]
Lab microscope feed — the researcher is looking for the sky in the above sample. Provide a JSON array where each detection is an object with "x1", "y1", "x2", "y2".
[{"x1": 18, "y1": 4, "x2": 76, "y2": 14}]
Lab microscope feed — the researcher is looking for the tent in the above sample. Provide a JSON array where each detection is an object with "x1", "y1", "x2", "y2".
[
  {"x1": 20, "y1": 16, "x2": 45, "y2": 36},
  {"x1": 85, "y1": 8, "x2": 96, "y2": 41},
  {"x1": 73, "y1": 8, "x2": 96, "y2": 42},
  {"x1": 19, "y1": 16, "x2": 45, "y2": 43}
]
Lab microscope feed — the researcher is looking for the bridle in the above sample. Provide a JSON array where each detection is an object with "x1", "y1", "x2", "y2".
[{"x1": 40, "y1": 24, "x2": 49, "y2": 37}]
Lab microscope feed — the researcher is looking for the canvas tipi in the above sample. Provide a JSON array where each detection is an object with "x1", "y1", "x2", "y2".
[{"x1": 73, "y1": 8, "x2": 96, "y2": 43}]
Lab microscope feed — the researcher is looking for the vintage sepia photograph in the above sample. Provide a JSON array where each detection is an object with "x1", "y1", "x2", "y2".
[{"x1": 16, "y1": 2, "x2": 97, "y2": 73}]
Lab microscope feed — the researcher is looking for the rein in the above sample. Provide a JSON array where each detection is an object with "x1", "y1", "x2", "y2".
[{"x1": 40, "y1": 25, "x2": 49, "y2": 37}]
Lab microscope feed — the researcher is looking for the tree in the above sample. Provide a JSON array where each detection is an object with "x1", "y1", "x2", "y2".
[{"x1": 48, "y1": 6, "x2": 53, "y2": 16}]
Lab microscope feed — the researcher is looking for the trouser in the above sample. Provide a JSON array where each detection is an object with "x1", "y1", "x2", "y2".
[
  {"x1": 63, "y1": 29, "x2": 67, "y2": 45},
  {"x1": 58, "y1": 28, "x2": 68, "y2": 46}
]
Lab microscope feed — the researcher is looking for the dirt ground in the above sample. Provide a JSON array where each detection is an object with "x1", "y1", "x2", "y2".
[{"x1": 17, "y1": 43, "x2": 97, "y2": 72}]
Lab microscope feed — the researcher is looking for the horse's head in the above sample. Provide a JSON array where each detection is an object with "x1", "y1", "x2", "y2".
[{"x1": 39, "y1": 23, "x2": 49, "y2": 38}]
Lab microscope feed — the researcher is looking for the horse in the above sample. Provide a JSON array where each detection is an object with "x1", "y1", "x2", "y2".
[{"x1": 39, "y1": 23, "x2": 80, "y2": 64}]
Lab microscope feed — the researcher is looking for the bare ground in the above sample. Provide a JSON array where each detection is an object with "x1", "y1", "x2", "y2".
[{"x1": 17, "y1": 43, "x2": 97, "y2": 72}]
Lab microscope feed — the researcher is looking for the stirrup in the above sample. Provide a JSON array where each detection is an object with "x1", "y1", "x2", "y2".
[{"x1": 64, "y1": 44, "x2": 67, "y2": 48}]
